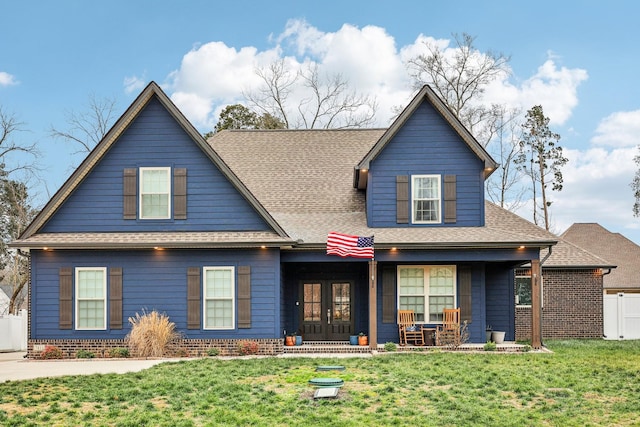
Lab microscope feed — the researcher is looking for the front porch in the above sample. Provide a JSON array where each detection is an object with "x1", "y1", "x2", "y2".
[{"x1": 281, "y1": 340, "x2": 532, "y2": 355}]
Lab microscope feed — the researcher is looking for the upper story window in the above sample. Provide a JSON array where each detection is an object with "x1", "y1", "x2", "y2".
[
  {"x1": 139, "y1": 167, "x2": 171, "y2": 219},
  {"x1": 412, "y1": 175, "x2": 441, "y2": 224},
  {"x1": 75, "y1": 267, "x2": 107, "y2": 330}
]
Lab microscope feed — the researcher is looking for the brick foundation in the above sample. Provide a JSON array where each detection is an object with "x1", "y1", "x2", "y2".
[
  {"x1": 27, "y1": 338, "x2": 284, "y2": 359},
  {"x1": 515, "y1": 268, "x2": 603, "y2": 341}
]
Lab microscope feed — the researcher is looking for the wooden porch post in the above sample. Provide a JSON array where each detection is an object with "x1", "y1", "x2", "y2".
[
  {"x1": 531, "y1": 259, "x2": 542, "y2": 349},
  {"x1": 369, "y1": 260, "x2": 378, "y2": 350}
]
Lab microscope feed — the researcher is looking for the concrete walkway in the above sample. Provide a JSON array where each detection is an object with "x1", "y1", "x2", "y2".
[{"x1": 0, "y1": 351, "x2": 178, "y2": 383}]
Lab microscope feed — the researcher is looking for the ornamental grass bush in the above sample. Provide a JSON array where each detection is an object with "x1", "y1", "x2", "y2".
[{"x1": 125, "y1": 309, "x2": 182, "y2": 358}]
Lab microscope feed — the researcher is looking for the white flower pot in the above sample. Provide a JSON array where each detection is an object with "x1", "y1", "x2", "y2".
[{"x1": 491, "y1": 331, "x2": 505, "y2": 344}]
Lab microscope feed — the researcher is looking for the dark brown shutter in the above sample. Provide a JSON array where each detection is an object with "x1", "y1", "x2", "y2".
[
  {"x1": 382, "y1": 265, "x2": 396, "y2": 323},
  {"x1": 109, "y1": 268, "x2": 123, "y2": 329},
  {"x1": 123, "y1": 168, "x2": 137, "y2": 220},
  {"x1": 59, "y1": 267, "x2": 73, "y2": 329},
  {"x1": 444, "y1": 175, "x2": 457, "y2": 223},
  {"x1": 173, "y1": 168, "x2": 187, "y2": 220},
  {"x1": 458, "y1": 265, "x2": 472, "y2": 323},
  {"x1": 237, "y1": 266, "x2": 251, "y2": 329},
  {"x1": 187, "y1": 267, "x2": 201, "y2": 329},
  {"x1": 396, "y1": 175, "x2": 409, "y2": 224}
]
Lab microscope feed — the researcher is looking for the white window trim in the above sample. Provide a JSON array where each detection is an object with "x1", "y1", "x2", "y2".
[
  {"x1": 75, "y1": 267, "x2": 107, "y2": 331},
  {"x1": 139, "y1": 167, "x2": 171, "y2": 219},
  {"x1": 397, "y1": 265, "x2": 456, "y2": 324},
  {"x1": 411, "y1": 174, "x2": 442, "y2": 224},
  {"x1": 203, "y1": 266, "x2": 235, "y2": 330},
  {"x1": 515, "y1": 274, "x2": 544, "y2": 308}
]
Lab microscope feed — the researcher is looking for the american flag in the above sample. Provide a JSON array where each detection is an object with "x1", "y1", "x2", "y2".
[{"x1": 326, "y1": 232, "x2": 374, "y2": 259}]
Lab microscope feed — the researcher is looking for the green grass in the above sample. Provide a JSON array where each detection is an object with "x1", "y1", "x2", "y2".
[{"x1": 1, "y1": 340, "x2": 639, "y2": 426}]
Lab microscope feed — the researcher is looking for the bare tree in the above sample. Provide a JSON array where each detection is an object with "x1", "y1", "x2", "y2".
[
  {"x1": 0, "y1": 179, "x2": 36, "y2": 314},
  {"x1": 50, "y1": 93, "x2": 119, "y2": 155},
  {"x1": 485, "y1": 105, "x2": 527, "y2": 210},
  {"x1": 631, "y1": 146, "x2": 640, "y2": 217},
  {"x1": 516, "y1": 105, "x2": 568, "y2": 231},
  {"x1": 245, "y1": 59, "x2": 377, "y2": 129},
  {"x1": 0, "y1": 107, "x2": 40, "y2": 177},
  {"x1": 406, "y1": 33, "x2": 510, "y2": 143}
]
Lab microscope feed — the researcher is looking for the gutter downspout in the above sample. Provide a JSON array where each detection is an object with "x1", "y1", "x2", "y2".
[{"x1": 536, "y1": 244, "x2": 553, "y2": 348}]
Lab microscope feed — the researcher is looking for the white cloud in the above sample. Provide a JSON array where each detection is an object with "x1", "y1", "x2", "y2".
[
  {"x1": 0, "y1": 71, "x2": 18, "y2": 86},
  {"x1": 123, "y1": 75, "x2": 146, "y2": 95},
  {"x1": 484, "y1": 59, "x2": 588, "y2": 125},
  {"x1": 514, "y1": 146, "x2": 638, "y2": 236},
  {"x1": 591, "y1": 110, "x2": 640, "y2": 148}
]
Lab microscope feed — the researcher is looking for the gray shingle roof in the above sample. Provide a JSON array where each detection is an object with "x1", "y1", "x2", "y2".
[
  {"x1": 12, "y1": 231, "x2": 292, "y2": 249},
  {"x1": 540, "y1": 239, "x2": 615, "y2": 269},
  {"x1": 561, "y1": 223, "x2": 640, "y2": 289},
  {"x1": 211, "y1": 129, "x2": 558, "y2": 248}
]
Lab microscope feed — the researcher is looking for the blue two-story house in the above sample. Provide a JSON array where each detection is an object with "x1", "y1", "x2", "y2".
[{"x1": 12, "y1": 82, "x2": 556, "y2": 357}]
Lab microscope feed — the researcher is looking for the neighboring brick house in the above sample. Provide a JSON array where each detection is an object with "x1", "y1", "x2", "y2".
[{"x1": 515, "y1": 239, "x2": 614, "y2": 341}]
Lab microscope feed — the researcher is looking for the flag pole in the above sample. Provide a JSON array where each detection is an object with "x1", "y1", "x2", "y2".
[{"x1": 368, "y1": 257, "x2": 377, "y2": 351}]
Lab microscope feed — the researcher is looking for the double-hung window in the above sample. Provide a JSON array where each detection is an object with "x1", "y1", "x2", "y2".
[
  {"x1": 75, "y1": 267, "x2": 107, "y2": 330},
  {"x1": 398, "y1": 265, "x2": 456, "y2": 323},
  {"x1": 140, "y1": 167, "x2": 171, "y2": 219},
  {"x1": 412, "y1": 175, "x2": 441, "y2": 223},
  {"x1": 203, "y1": 267, "x2": 235, "y2": 329}
]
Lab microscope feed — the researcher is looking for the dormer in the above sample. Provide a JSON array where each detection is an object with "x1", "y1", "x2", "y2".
[{"x1": 354, "y1": 85, "x2": 498, "y2": 228}]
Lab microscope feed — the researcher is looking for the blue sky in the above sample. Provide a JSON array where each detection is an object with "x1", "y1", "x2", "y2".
[{"x1": 2, "y1": 0, "x2": 640, "y2": 244}]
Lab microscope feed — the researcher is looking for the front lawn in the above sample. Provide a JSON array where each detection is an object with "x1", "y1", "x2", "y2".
[{"x1": 1, "y1": 340, "x2": 639, "y2": 426}]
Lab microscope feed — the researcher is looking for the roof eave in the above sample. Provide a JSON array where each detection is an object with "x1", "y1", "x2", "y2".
[{"x1": 11, "y1": 241, "x2": 296, "y2": 251}]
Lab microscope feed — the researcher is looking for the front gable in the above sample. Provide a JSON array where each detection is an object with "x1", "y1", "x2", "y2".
[
  {"x1": 20, "y1": 82, "x2": 288, "y2": 241},
  {"x1": 358, "y1": 86, "x2": 497, "y2": 228},
  {"x1": 42, "y1": 96, "x2": 270, "y2": 233}
]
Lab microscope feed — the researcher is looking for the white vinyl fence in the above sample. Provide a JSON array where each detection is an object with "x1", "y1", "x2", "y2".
[
  {"x1": 604, "y1": 293, "x2": 640, "y2": 340},
  {"x1": 0, "y1": 309, "x2": 27, "y2": 351}
]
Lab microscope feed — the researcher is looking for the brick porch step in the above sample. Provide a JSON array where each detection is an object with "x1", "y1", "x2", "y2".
[{"x1": 282, "y1": 341, "x2": 372, "y2": 354}]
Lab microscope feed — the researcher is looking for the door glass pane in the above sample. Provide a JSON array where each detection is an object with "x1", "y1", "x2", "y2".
[
  {"x1": 332, "y1": 283, "x2": 350, "y2": 321},
  {"x1": 303, "y1": 283, "x2": 321, "y2": 321}
]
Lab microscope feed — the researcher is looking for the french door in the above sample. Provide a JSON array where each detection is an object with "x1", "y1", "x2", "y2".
[{"x1": 300, "y1": 281, "x2": 354, "y2": 341}]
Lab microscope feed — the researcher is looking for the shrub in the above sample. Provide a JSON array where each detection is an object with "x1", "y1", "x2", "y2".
[
  {"x1": 41, "y1": 345, "x2": 63, "y2": 359},
  {"x1": 484, "y1": 341, "x2": 497, "y2": 351},
  {"x1": 237, "y1": 340, "x2": 259, "y2": 356},
  {"x1": 76, "y1": 350, "x2": 95, "y2": 359},
  {"x1": 125, "y1": 309, "x2": 182, "y2": 357},
  {"x1": 108, "y1": 347, "x2": 130, "y2": 358},
  {"x1": 438, "y1": 320, "x2": 470, "y2": 350},
  {"x1": 206, "y1": 347, "x2": 220, "y2": 357},
  {"x1": 384, "y1": 342, "x2": 397, "y2": 352}
]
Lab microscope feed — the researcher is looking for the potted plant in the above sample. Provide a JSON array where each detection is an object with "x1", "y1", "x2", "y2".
[
  {"x1": 285, "y1": 332, "x2": 296, "y2": 346},
  {"x1": 358, "y1": 332, "x2": 368, "y2": 346},
  {"x1": 295, "y1": 332, "x2": 303, "y2": 346},
  {"x1": 349, "y1": 335, "x2": 359, "y2": 345},
  {"x1": 491, "y1": 330, "x2": 506, "y2": 344}
]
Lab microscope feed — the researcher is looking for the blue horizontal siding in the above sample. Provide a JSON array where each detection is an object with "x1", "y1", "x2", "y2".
[
  {"x1": 367, "y1": 100, "x2": 485, "y2": 227},
  {"x1": 43, "y1": 96, "x2": 270, "y2": 233},
  {"x1": 375, "y1": 262, "x2": 509, "y2": 344},
  {"x1": 30, "y1": 248, "x2": 281, "y2": 340}
]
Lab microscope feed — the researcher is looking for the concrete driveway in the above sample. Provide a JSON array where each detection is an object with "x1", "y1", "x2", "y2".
[{"x1": 0, "y1": 351, "x2": 177, "y2": 382}]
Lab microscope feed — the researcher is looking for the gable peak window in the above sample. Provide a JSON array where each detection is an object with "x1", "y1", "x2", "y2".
[
  {"x1": 140, "y1": 167, "x2": 171, "y2": 219},
  {"x1": 412, "y1": 175, "x2": 441, "y2": 224}
]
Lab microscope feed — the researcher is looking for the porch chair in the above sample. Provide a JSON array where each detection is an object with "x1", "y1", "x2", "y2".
[
  {"x1": 435, "y1": 307, "x2": 461, "y2": 346},
  {"x1": 397, "y1": 310, "x2": 424, "y2": 346}
]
